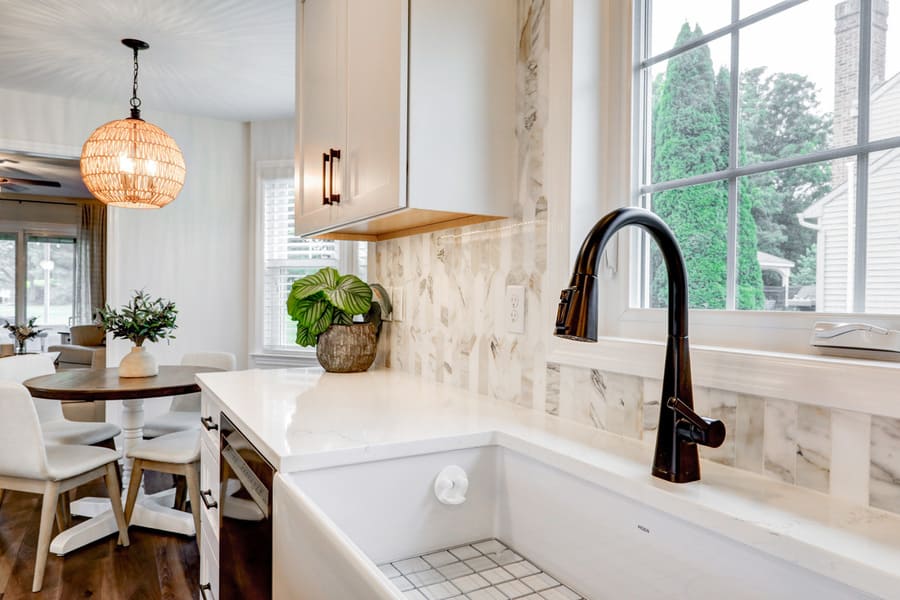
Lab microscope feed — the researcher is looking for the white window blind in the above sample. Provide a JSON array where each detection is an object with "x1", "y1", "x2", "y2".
[{"x1": 260, "y1": 166, "x2": 366, "y2": 353}]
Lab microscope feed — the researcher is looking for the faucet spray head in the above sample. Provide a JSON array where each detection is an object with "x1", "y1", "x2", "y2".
[{"x1": 554, "y1": 273, "x2": 598, "y2": 342}]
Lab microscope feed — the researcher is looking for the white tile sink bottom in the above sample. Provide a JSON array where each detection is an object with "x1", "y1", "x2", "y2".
[{"x1": 380, "y1": 538, "x2": 583, "y2": 600}]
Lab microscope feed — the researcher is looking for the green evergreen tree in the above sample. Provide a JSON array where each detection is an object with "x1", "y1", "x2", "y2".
[
  {"x1": 740, "y1": 68, "x2": 831, "y2": 266},
  {"x1": 651, "y1": 23, "x2": 764, "y2": 309}
]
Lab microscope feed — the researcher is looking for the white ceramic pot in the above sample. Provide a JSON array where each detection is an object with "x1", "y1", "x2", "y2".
[{"x1": 119, "y1": 345, "x2": 158, "y2": 378}]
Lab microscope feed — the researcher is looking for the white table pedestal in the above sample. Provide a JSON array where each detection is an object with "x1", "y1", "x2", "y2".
[{"x1": 50, "y1": 397, "x2": 195, "y2": 555}]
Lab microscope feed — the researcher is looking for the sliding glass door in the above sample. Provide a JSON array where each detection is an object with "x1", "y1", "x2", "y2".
[{"x1": 26, "y1": 235, "x2": 75, "y2": 329}]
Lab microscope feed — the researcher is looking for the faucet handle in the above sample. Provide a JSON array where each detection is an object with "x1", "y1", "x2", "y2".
[{"x1": 667, "y1": 396, "x2": 726, "y2": 448}]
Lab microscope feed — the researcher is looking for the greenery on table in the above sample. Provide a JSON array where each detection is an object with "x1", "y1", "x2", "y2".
[
  {"x1": 97, "y1": 290, "x2": 178, "y2": 347},
  {"x1": 650, "y1": 23, "x2": 830, "y2": 309},
  {"x1": 286, "y1": 267, "x2": 374, "y2": 347},
  {"x1": 2, "y1": 316, "x2": 45, "y2": 343}
]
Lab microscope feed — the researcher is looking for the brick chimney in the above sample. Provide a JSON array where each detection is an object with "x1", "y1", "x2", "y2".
[{"x1": 832, "y1": 0, "x2": 889, "y2": 189}]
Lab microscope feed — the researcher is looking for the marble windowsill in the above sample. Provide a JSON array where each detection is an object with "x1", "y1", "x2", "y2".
[{"x1": 197, "y1": 367, "x2": 900, "y2": 599}]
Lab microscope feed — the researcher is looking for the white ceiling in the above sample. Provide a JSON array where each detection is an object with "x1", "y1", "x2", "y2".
[{"x1": 0, "y1": 0, "x2": 295, "y2": 122}]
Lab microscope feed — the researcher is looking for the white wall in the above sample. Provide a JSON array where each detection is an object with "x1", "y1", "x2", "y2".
[
  {"x1": 0, "y1": 86, "x2": 250, "y2": 424},
  {"x1": 247, "y1": 118, "x2": 296, "y2": 365}
]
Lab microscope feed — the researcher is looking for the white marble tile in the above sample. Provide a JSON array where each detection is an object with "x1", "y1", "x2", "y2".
[
  {"x1": 764, "y1": 398, "x2": 798, "y2": 484},
  {"x1": 641, "y1": 378, "x2": 661, "y2": 443},
  {"x1": 699, "y1": 389, "x2": 737, "y2": 467},
  {"x1": 830, "y1": 410, "x2": 871, "y2": 506},
  {"x1": 870, "y1": 416, "x2": 900, "y2": 515},
  {"x1": 796, "y1": 405, "x2": 831, "y2": 493},
  {"x1": 735, "y1": 394, "x2": 765, "y2": 474},
  {"x1": 545, "y1": 363, "x2": 560, "y2": 416},
  {"x1": 597, "y1": 370, "x2": 643, "y2": 439}
]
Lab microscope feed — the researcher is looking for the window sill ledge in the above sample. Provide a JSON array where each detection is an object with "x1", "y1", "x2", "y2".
[
  {"x1": 250, "y1": 352, "x2": 321, "y2": 369},
  {"x1": 547, "y1": 337, "x2": 900, "y2": 419}
]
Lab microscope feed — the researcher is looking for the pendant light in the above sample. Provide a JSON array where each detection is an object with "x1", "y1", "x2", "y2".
[{"x1": 80, "y1": 39, "x2": 185, "y2": 209}]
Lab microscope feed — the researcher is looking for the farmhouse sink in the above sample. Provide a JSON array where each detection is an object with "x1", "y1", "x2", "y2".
[{"x1": 272, "y1": 444, "x2": 872, "y2": 600}]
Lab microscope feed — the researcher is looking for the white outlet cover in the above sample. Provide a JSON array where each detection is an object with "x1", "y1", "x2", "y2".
[{"x1": 506, "y1": 285, "x2": 525, "y2": 334}]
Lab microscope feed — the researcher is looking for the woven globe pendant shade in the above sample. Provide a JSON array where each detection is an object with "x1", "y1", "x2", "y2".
[
  {"x1": 81, "y1": 117, "x2": 185, "y2": 208},
  {"x1": 81, "y1": 38, "x2": 186, "y2": 209}
]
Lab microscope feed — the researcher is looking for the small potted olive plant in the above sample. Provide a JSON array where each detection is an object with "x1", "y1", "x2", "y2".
[
  {"x1": 286, "y1": 267, "x2": 390, "y2": 372},
  {"x1": 98, "y1": 290, "x2": 178, "y2": 378}
]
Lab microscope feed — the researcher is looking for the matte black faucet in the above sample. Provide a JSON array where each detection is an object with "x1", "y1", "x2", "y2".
[{"x1": 555, "y1": 207, "x2": 725, "y2": 483}]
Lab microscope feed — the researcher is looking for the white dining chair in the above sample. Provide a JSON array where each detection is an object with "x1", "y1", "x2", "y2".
[
  {"x1": 0, "y1": 353, "x2": 121, "y2": 447},
  {"x1": 124, "y1": 429, "x2": 202, "y2": 542},
  {"x1": 0, "y1": 380, "x2": 129, "y2": 592},
  {"x1": 141, "y1": 352, "x2": 236, "y2": 439}
]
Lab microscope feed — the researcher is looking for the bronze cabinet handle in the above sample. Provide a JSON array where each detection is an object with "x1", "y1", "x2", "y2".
[
  {"x1": 200, "y1": 415, "x2": 218, "y2": 431},
  {"x1": 322, "y1": 152, "x2": 331, "y2": 205},
  {"x1": 329, "y1": 148, "x2": 341, "y2": 204},
  {"x1": 200, "y1": 489, "x2": 218, "y2": 510}
]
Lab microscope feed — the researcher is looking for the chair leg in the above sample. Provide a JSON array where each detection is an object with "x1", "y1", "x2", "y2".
[
  {"x1": 56, "y1": 496, "x2": 68, "y2": 532},
  {"x1": 173, "y1": 475, "x2": 187, "y2": 511},
  {"x1": 104, "y1": 463, "x2": 130, "y2": 547},
  {"x1": 33, "y1": 481, "x2": 60, "y2": 593},
  {"x1": 124, "y1": 459, "x2": 144, "y2": 527},
  {"x1": 184, "y1": 463, "x2": 202, "y2": 543},
  {"x1": 95, "y1": 437, "x2": 122, "y2": 483}
]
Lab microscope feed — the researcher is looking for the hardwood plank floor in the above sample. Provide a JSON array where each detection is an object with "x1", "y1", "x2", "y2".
[{"x1": 0, "y1": 473, "x2": 199, "y2": 599}]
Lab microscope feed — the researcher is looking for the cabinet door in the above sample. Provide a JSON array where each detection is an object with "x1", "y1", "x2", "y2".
[
  {"x1": 297, "y1": 0, "x2": 347, "y2": 235},
  {"x1": 338, "y1": 0, "x2": 407, "y2": 224}
]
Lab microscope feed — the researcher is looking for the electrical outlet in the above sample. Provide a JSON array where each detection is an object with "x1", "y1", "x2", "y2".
[
  {"x1": 506, "y1": 285, "x2": 525, "y2": 334},
  {"x1": 391, "y1": 287, "x2": 405, "y2": 322}
]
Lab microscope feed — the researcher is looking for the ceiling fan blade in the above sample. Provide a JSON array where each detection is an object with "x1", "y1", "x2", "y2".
[{"x1": 0, "y1": 177, "x2": 61, "y2": 188}]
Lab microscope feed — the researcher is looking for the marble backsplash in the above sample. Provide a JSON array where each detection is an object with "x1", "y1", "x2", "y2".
[
  {"x1": 372, "y1": 0, "x2": 900, "y2": 518},
  {"x1": 546, "y1": 363, "x2": 900, "y2": 514}
]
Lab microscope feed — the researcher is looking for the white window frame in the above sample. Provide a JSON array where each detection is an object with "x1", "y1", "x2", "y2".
[
  {"x1": 249, "y1": 160, "x2": 367, "y2": 368},
  {"x1": 543, "y1": 0, "x2": 900, "y2": 418}
]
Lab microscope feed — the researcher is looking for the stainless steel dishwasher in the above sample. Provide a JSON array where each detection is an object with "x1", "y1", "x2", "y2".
[{"x1": 219, "y1": 414, "x2": 275, "y2": 600}]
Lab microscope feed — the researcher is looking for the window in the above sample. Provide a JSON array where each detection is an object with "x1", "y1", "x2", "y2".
[
  {"x1": 257, "y1": 163, "x2": 367, "y2": 354},
  {"x1": 635, "y1": 0, "x2": 900, "y2": 315},
  {"x1": 0, "y1": 227, "x2": 77, "y2": 351}
]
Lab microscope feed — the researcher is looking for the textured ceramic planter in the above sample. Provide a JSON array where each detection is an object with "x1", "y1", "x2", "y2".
[
  {"x1": 316, "y1": 323, "x2": 377, "y2": 373},
  {"x1": 119, "y1": 345, "x2": 158, "y2": 378}
]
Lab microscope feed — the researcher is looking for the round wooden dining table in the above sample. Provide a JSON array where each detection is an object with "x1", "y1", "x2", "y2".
[{"x1": 24, "y1": 365, "x2": 219, "y2": 555}]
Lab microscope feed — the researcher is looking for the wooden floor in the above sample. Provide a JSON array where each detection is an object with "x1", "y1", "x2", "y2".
[{"x1": 0, "y1": 473, "x2": 199, "y2": 600}]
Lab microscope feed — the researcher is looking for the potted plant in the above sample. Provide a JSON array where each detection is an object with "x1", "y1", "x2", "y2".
[
  {"x1": 97, "y1": 290, "x2": 178, "y2": 377},
  {"x1": 286, "y1": 267, "x2": 390, "y2": 372},
  {"x1": 2, "y1": 317, "x2": 46, "y2": 355}
]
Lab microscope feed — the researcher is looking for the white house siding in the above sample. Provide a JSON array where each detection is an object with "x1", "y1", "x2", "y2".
[
  {"x1": 819, "y1": 185, "x2": 854, "y2": 313},
  {"x1": 870, "y1": 75, "x2": 900, "y2": 141},
  {"x1": 865, "y1": 151, "x2": 900, "y2": 313}
]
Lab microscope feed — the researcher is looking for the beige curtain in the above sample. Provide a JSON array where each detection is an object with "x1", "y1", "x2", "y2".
[{"x1": 73, "y1": 202, "x2": 106, "y2": 323}]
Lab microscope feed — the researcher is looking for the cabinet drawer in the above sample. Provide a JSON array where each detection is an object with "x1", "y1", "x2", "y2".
[
  {"x1": 199, "y1": 393, "x2": 220, "y2": 450},
  {"x1": 199, "y1": 515, "x2": 219, "y2": 600}
]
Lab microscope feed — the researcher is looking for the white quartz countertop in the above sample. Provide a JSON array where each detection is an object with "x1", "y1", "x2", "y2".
[{"x1": 197, "y1": 368, "x2": 900, "y2": 598}]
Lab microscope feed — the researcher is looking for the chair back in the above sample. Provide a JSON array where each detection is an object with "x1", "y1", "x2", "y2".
[
  {"x1": 0, "y1": 354, "x2": 61, "y2": 421},
  {"x1": 0, "y1": 381, "x2": 50, "y2": 479},
  {"x1": 181, "y1": 352, "x2": 236, "y2": 372},
  {"x1": 70, "y1": 325, "x2": 105, "y2": 347},
  {"x1": 171, "y1": 352, "x2": 237, "y2": 412}
]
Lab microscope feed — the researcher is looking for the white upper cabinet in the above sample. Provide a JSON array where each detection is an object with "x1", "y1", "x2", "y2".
[{"x1": 296, "y1": 0, "x2": 516, "y2": 241}]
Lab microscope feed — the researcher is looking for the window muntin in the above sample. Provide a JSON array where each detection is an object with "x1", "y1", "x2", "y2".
[
  {"x1": 636, "y1": 0, "x2": 900, "y2": 314},
  {"x1": 259, "y1": 167, "x2": 367, "y2": 353}
]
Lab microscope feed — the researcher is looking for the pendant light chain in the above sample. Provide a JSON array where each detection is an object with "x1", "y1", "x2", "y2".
[{"x1": 130, "y1": 47, "x2": 142, "y2": 118}]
